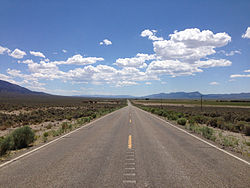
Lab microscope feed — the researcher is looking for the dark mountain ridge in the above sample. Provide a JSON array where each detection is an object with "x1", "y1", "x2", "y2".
[
  {"x1": 0, "y1": 80, "x2": 47, "y2": 96},
  {"x1": 143, "y1": 91, "x2": 250, "y2": 99}
]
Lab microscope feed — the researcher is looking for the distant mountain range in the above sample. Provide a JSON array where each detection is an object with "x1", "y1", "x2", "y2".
[
  {"x1": 1, "y1": 79, "x2": 250, "y2": 99},
  {"x1": 143, "y1": 92, "x2": 250, "y2": 100},
  {"x1": 0, "y1": 80, "x2": 48, "y2": 96},
  {"x1": 78, "y1": 95, "x2": 134, "y2": 99},
  {"x1": 79, "y1": 92, "x2": 250, "y2": 99}
]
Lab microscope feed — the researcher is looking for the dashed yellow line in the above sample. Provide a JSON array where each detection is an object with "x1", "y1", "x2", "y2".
[{"x1": 128, "y1": 135, "x2": 132, "y2": 149}]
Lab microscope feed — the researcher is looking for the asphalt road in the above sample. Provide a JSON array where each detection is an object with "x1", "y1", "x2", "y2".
[{"x1": 0, "y1": 102, "x2": 249, "y2": 187}]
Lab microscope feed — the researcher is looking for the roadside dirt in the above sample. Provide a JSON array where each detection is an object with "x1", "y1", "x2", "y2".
[
  {"x1": 0, "y1": 120, "x2": 71, "y2": 137},
  {"x1": 0, "y1": 106, "x2": 80, "y2": 115}
]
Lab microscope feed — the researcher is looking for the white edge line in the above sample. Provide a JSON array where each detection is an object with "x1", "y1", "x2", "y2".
[
  {"x1": 0, "y1": 106, "x2": 127, "y2": 169},
  {"x1": 125, "y1": 167, "x2": 135, "y2": 170},
  {"x1": 123, "y1": 173, "x2": 136, "y2": 176},
  {"x1": 135, "y1": 106, "x2": 250, "y2": 166},
  {"x1": 123, "y1": 180, "x2": 136, "y2": 184}
]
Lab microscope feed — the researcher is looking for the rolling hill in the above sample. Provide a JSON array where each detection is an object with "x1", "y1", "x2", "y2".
[{"x1": 0, "y1": 80, "x2": 47, "y2": 96}]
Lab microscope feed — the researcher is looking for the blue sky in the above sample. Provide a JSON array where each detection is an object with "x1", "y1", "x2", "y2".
[{"x1": 0, "y1": 0, "x2": 250, "y2": 96}]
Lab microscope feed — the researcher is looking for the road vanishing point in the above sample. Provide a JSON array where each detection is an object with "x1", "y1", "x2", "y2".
[{"x1": 0, "y1": 102, "x2": 249, "y2": 187}]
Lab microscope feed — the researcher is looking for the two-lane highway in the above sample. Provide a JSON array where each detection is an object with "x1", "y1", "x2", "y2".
[{"x1": 0, "y1": 102, "x2": 249, "y2": 187}]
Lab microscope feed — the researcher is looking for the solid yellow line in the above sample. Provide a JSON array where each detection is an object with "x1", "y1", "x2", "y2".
[{"x1": 128, "y1": 135, "x2": 132, "y2": 149}]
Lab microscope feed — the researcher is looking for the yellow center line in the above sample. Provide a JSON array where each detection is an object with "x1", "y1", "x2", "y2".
[{"x1": 128, "y1": 135, "x2": 132, "y2": 149}]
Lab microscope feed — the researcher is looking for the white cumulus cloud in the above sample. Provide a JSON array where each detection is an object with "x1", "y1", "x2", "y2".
[
  {"x1": 141, "y1": 29, "x2": 163, "y2": 41},
  {"x1": 219, "y1": 50, "x2": 241, "y2": 56},
  {"x1": 230, "y1": 74, "x2": 250, "y2": 78},
  {"x1": 169, "y1": 28, "x2": 231, "y2": 47},
  {"x1": 66, "y1": 55, "x2": 104, "y2": 65},
  {"x1": 22, "y1": 59, "x2": 35, "y2": 64},
  {"x1": 153, "y1": 28, "x2": 231, "y2": 62},
  {"x1": 28, "y1": 61, "x2": 65, "y2": 80},
  {"x1": 53, "y1": 54, "x2": 104, "y2": 65},
  {"x1": 195, "y1": 59, "x2": 232, "y2": 68},
  {"x1": 230, "y1": 69, "x2": 250, "y2": 79},
  {"x1": 30, "y1": 51, "x2": 45, "y2": 58},
  {"x1": 6, "y1": 68, "x2": 46, "y2": 91},
  {"x1": 10, "y1": 49, "x2": 26, "y2": 59},
  {"x1": 145, "y1": 58, "x2": 231, "y2": 79},
  {"x1": 114, "y1": 53, "x2": 155, "y2": 68},
  {"x1": 140, "y1": 28, "x2": 233, "y2": 78},
  {"x1": 0, "y1": 73, "x2": 16, "y2": 84},
  {"x1": 146, "y1": 59, "x2": 203, "y2": 78},
  {"x1": 100, "y1": 39, "x2": 112, "y2": 46},
  {"x1": 64, "y1": 65, "x2": 151, "y2": 86},
  {"x1": 0, "y1": 45, "x2": 11, "y2": 54},
  {"x1": 242, "y1": 27, "x2": 250, "y2": 38}
]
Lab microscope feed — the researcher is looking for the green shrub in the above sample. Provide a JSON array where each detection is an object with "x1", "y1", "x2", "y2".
[
  {"x1": 11, "y1": 126, "x2": 35, "y2": 149},
  {"x1": 68, "y1": 124, "x2": 73, "y2": 130},
  {"x1": 61, "y1": 122, "x2": 69, "y2": 131},
  {"x1": 201, "y1": 126, "x2": 214, "y2": 140},
  {"x1": 57, "y1": 128, "x2": 64, "y2": 135},
  {"x1": 77, "y1": 118, "x2": 84, "y2": 124},
  {"x1": 0, "y1": 135, "x2": 13, "y2": 156},
  {"x1": 193, "y1": 115, "x2": 207, "y2": 124},
  {"x1": 51, "y1": 130, "x2": 59, "y2": 137},
  {"x1": 42, "y1": 132, "x2": 49, "y2": 142},
  {"x1": 245, "y1": 124, "x2": 250, "y2": 136},
  {"x1": 43, "y1": 132, "x2": 49, "y2": 137},
  {"x1": 235, "y1": 121, "x2": 246, "y2": 133},
  {"x1": 216, "y1": 117, "x2": 225, "y2": 129},
  {"x1": 189, "y1": 124, "x2": 196, "y2": 132},
  {"x1": 177, "y1": 118, "x2": 187, "y2": 126},
  {"x1": 207, "y1": 118, "x2": 218, "y2": 127},
  {"x1": 162, "y1": 111, "x2": 168, "y2": 117},
  {"x1": 218, "y1": 131, "x2": 223, "y2": 138},
  {"x1": 188, "y1": 118, "x2": 195, "y2": 126},
  {"x1": 245, "y1": 141, "x2": 250, "y2": 146},
  {"x1": 45, "y1": 123, "x2": 53, "y2": 129},
  {"x1": 156, "y1": 110, "x2": 166, "y2": 116},
  {"x1": 177, "y1": 112, "x2": 184, "y2": 118},
  {"x1": 222, "y1": 136, "x2": 239, "y2": 147},
  {"x1": 34, "y1": 135, "x2": 40, "y2": 141},
  {"x1": 168, "y1": 113, "x2": 178, "y2": 120},
  {"x1": 86, "y1": 117, "x2": 91, "y2": 122},
  {"x1": 209, "y1": 112, "x2": 220, "y2": 118},
  {"x1": 223, "y1": 122, "x2": 234, "y2": 131},
  {"x1": 66, "y1": 115, "x2": 72, "y2": 120}
]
